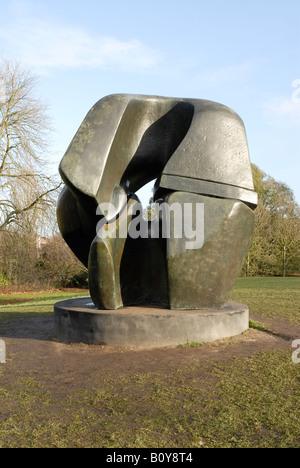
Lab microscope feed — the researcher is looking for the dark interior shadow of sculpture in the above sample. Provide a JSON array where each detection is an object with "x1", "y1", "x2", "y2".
[
  {"x1": 120, "y1": 102, "x2": 195, "y2": 192},
  {"x1": 57, "y1": 94, "x2": 257, "y2": 311}
]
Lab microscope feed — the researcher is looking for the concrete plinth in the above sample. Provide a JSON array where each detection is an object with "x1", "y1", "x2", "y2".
[{"x1": 54, "y1": 298, "x2": 249, "y2": 348}]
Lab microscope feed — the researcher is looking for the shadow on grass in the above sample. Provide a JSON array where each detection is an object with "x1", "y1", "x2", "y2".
[
  {"x1": 0, "y1": 292, "x2": 89, "y2": 341},
  {"x1": 0, "y1": 311, "x2": 54, "y2": 342}
]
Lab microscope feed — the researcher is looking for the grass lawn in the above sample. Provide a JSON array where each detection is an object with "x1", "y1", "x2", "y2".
[
  {"x1": 232, "y1": 277, "x2": 300, "y2": 326},
  {"x1": 0, "y1": 349, "x2": 299, "y2": 448},
  {"x1": 0, "y1": 290, "x2": 90, "y2": 323},
  {"x1": 0, "y1": 278, "x2": 299, "y2": 448}
]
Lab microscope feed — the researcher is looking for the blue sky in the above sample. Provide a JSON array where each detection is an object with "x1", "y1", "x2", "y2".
[{"x1": 0, "y1": 0, "x2": 299, "y2": 205}]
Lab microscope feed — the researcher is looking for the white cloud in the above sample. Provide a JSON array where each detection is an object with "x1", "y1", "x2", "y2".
[
  {"x1": 200, "y1": 61, "x2": 254, "y2": 84},
  {"x1": 263, "y1": 96, "x2": 300, "y2": 127},
  {"x1": 0, "y1": 16, "x2": 160, "y2": 72}
]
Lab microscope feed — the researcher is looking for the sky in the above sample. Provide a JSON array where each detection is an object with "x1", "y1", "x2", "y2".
[{"x1": 0, "y1": 0, "x2": 299, "y2": 206}]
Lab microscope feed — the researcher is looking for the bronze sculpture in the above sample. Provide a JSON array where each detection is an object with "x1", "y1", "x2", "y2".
[{"x1": 57, "y1": 94, "x2": 257, "y2": 311}]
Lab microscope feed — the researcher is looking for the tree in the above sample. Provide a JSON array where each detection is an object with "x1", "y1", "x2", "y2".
[
  {"x1": 271, "y1": 193, "x2": 300, "y2": 277},
  {"x1": 0, "y1": 228, "x2": 39, "y2": 286},
  {"x1": 38, "y1": 235, "x2": 88, "y2": 288},
  {"x1": 243, "y1": 201, "x2": 276, "y2": 276},
  {"x1": 243, "y1": 164, "x2": 300, "y2": 276},
  {"x1": 0, "y1": 57, "x2": 61, "y2": 232}
]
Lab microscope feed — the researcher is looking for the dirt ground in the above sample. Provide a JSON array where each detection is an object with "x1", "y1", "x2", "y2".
[{"x1": 0, "y1": 311, "x2": 299, "y2": 389}]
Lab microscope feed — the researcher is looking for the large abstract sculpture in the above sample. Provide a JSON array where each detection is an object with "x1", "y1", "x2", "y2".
[{"x1": 55, "y1": 94, "x2": 257, "y2": 347}]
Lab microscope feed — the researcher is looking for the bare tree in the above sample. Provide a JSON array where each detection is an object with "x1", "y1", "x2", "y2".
[
  {"x1": 0, "y1": 58, "x2": 61, "y2": 232},
  {"x1": 39, "y1": 234, "x2": 87, "y2": 287}
]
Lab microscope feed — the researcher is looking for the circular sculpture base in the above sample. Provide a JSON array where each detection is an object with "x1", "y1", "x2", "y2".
[{"x1": 54, "y1": 298, "x2": 249, "y2": 348}]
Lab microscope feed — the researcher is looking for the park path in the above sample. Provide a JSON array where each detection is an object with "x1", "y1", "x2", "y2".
[{"x1": 0, "y1": 313, "x2": 298, "y2": 390}]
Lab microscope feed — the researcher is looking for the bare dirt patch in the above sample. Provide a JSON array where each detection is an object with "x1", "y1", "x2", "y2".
[
  {"x1": 0, "y1": 312, "x2": 297, "y2": 390},
  {"x1": 1, "y1": 311, "x2": 299, "y2": 448}
]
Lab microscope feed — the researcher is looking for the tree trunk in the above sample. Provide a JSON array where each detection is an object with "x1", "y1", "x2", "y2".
[
  {"x1": 246, "y1": 254, "x2": 250, "y2": 277},
  {"x1": 283, "y1": 246, "x2": 286, "y2": 278}
]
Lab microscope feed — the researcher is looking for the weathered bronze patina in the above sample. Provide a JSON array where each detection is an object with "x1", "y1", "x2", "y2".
[{"x1": 57, "y1": 94, "x2": 257, "y2": 310}]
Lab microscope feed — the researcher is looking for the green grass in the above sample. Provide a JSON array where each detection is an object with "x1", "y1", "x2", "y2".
[
  {"x1": 0, "y1": 277, "x2": 298, "y2": 325},
  {"x1": 178, "y1": 336, "x2": 246, "y2": 349},
  {"x1": 231, "y1": 277, "x2": 300, "y2": 325},
  {"x1": 0, "y1": 291, "x2": 89, "y2": 323},
  {"x1": 1, "y1": 277, "x2": 298, "y2": 325},
  {"x1": 0, "y1": 350, "x2": 299, "y2": 448},
  {"x1": 249, "y1": 319, "x2": 277, "y2": 334},
  {"x1": 0, "y1": 278, "x2": 299, "y2": 448}
]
